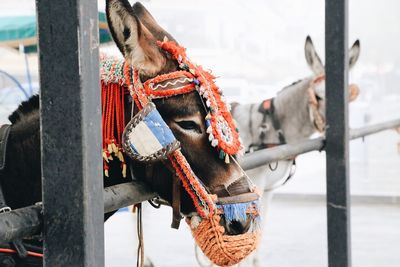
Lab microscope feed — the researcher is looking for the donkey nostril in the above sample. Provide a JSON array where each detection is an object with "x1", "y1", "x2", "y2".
[
  {"x1": 226, "y1": 219, "x2": 251, "y2": 235},
  {"x1": 229, "y1": 221, "x2": 245, "y2": 235}
]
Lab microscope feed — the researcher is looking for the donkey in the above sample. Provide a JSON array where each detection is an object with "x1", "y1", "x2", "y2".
[
  {"x1": 0, "y1": 1, "x2": 259, "y2": 266},
  {"x1": 228, "y1": 36, "x2": 361, "y2": 267},
  {"x1": 233, "y1": 36, "x2": 360, "y2": 194}
]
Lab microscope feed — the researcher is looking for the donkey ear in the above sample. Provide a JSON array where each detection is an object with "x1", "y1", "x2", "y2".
[
  {"x1": 132, "y1": 2, "x2": 176, "y2": 42},
  {"x1": 106, "y1": 0, "x2": 166, "y2": 76},
  {"x1": 349, "y1": 40, "x2": 360, "y2": 69},
  {"x1": 305, "y1": 36, "x2": 324, "y2": 75}
]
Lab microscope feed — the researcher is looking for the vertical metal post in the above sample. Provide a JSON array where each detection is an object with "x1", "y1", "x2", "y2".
[
  {"x1": 325, "y1": 1, "x2": 351, "y2": 267},
  {"x1": 36, "y1": 0, "x2": 104, "y2": 266}
]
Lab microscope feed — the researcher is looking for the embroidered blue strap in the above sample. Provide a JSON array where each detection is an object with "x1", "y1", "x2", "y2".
[{"x1": 122, "y1": 103, "x2": 180, "y2": 161}]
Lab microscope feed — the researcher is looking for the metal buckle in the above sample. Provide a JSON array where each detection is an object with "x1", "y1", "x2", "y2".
[{"x1": 0, "y1": 206, "x2": 11, "y2": 213}]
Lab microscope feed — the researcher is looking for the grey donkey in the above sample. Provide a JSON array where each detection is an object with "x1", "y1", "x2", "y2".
[{"x1": 196, "y1": 36, "x2": 361, "y2": 267}]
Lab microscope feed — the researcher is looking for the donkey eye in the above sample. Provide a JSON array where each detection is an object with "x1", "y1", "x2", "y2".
[
  {"x1": 315, "y1": 94, "x2": 323, "y2": 101},
  {"x1": 176, "y1": 120, "x2": 201, "y2": 133}
]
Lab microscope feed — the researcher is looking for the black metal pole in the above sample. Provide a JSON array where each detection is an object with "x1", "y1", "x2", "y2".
[
  {"x1": 36, "y1": 0, "x2": 104, "y2": 266},
  {"x1": 325, "y1": 1, "x2": 351, "y2": 266}
]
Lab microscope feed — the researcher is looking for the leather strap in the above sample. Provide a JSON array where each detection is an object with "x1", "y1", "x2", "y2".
[
  {"x1": 11, "y1": 240, "x2": 28, "y2": 258},
  {"x1": 267, "y1": 99, "x2": 286, "y2": 144},
  {"x1": 0, "y1": 125, "x2": 31, "y2": 259},
  {"x1": 248, "y1": 98, "x2": 286, "y2": 151},
  {"x1": 211, "y1": 175, "x2": 253, "y2": 198},
  {"x1": 265, "y1": 159, "x2": 297, "y2": 192},
  {"x1": 0, "y1": 125, "x2": 11, "y2": 212},
  {"x1": 257, "y1": 101, "x2": 270, "y2": 144},
  {"x1": 171, "y1": 174, "x2": 182, "y2": 229},
  {"x1": 216, "y1": 192, "x2": 260, "y2": 205},
  {"x1": 0, "y1": 187, "x2": 9, "y2": 213},
  {"x1": 248, "y1": 104, "x2": 255, "y2": 140},
  {"x1": 0, "y1": 125, "x2": 11, "y2": 171},
  {"x1": 144, "y1": 160, "x2": 182, "y2": 229}
]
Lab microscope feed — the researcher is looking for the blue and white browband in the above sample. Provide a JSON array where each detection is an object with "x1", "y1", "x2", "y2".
[{"x1": 122, "y1": 103, "x2": 180, "y2": 162}]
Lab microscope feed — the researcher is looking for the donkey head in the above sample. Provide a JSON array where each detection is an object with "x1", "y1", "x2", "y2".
[
  {"x1": 106, "y1": 0, "x2": 256, "y2": 235},
  {"x1": 304, "y1": 36, "x2": 361, "y2": 131}
]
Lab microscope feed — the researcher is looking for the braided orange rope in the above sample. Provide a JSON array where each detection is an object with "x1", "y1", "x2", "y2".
[
  {"x1": 169, "y1": 151, "x2": 216, "y2": 218},
  {"x1": 143, "y1": 70, "x2": 195, "y2": 98}
]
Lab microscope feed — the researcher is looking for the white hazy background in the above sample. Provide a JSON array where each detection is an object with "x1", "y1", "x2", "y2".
[{"x1": 0, "y1": 0, "x2": 399, "y2": 266}]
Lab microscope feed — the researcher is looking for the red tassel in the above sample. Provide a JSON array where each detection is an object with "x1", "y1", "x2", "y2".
[{"x1": 101, "y1": 79, "x2": 127, "y2": 177}]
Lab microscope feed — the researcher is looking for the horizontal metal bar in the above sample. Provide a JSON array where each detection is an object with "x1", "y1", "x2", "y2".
[
  {"x1": 0, "y1": 181, "x2": 155, "y2": 243},
  {"x1": 104, "y1": 181, "x2": 157, "y2": 213},
  {"x1": 240, "y1": 138, "x2": 325, "y2": 170},
  {"x1": 240, "y1": 118, "x2": 400, "y2": 169},
  {"x1": 0, "y1": 205, "x2": 42, "y2": 242},
  {"x1": 350, "y1": 118, "x2": 400, "y2": 140}
]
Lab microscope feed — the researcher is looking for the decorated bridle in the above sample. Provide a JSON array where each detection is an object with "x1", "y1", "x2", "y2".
[
  {"x1": 307, "y1": 74, "x2": 326, "y2": 133},
  {"x1": 308, "y1": 74, "x2": 360, "y2": 133},
  {"x1": 101, "y1": 40, "x2": 258, "y2": 219},
  {"x1": 101, "y1": 40, "x2": 261, "y2": 266}
]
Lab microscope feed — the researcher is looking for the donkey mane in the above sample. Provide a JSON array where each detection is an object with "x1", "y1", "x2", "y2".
[
  {"x1": 278, "y1": 79, "x2": 303, "y2": 94},
  {"x1": 8, "y1": 95, "x2": 39, "y2": 124}
]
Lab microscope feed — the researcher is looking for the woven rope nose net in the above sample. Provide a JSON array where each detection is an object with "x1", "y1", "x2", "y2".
[{"x1": 189, "y1": 214, "x2": 260, "y2": 267}]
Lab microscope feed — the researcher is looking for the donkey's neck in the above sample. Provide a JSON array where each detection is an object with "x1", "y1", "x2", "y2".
[{"x1": 273, "y1": 77, "x2": 316, "y2": 143}]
